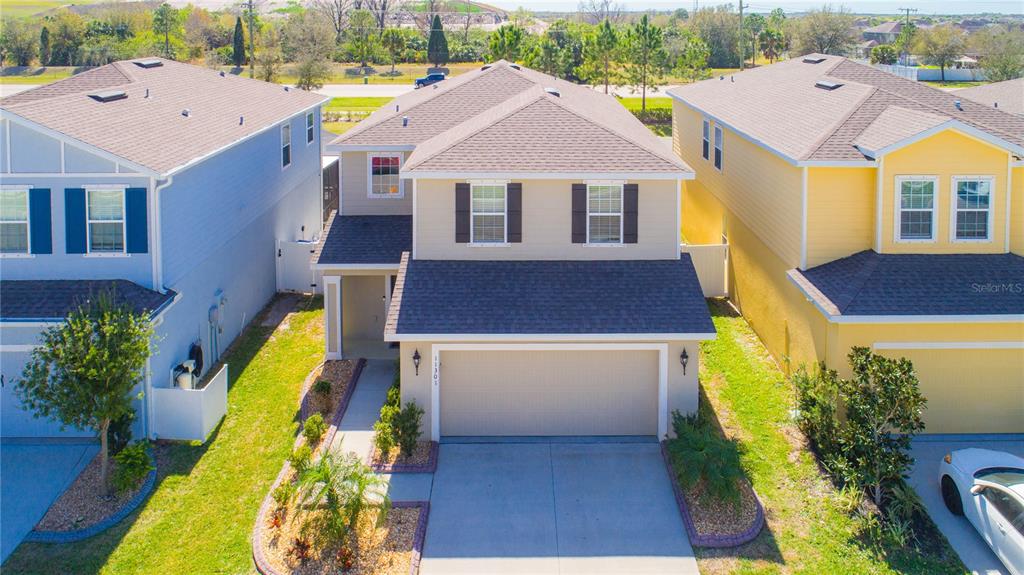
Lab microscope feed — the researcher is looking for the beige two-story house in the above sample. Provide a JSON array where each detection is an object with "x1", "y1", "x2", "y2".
[{"x1": 316, "y1": 61, "x2": 714, "y2": 440}]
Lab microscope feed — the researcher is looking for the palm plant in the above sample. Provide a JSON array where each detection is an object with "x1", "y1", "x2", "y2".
[{"x1": 292, "y1": 450, "x2": 390, "y2": 548}]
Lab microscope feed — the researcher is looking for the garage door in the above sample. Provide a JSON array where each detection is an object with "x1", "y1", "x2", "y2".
[
  {"x1": 440, "y1": 349, "x2": 659, "y2": 436},
  {"x1": 1, "y1": 350, "x2": 92, "y2": 438},
  {"x1": 876, "y1": 347, "x2": 1024, "y2": 434}
]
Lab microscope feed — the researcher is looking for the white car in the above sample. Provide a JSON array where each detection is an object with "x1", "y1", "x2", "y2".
[{"x1": 940, "y1": 448, "x2": 1024, "y2": 575}]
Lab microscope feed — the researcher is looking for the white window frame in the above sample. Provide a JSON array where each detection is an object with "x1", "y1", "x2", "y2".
[
  {"x1": 305, "y1": 111, "x2": 315, "y2": 145},
  {"x1": 366, "y1": 153, "x2": 404, "y2": 199},
  {"x1": 85, "y1": 185, "x2": 127, "y2": 256},
  {"x1": 713, "y1": 125, "x2": 723, "y2": 171},
  {"x1": 894, "y1": 176, "x2": 938, "y2": 243},
  {"x1": 950, "y1": 175, "x2": 994, "y2": 243},
  {"x1": 469, "y1": 180, "x2": 509, "y2": 246},
  {"x1": 281, "y1": 123, "x2": 292, "y2": 169},
  {"x1": 0, "y1": 185, "x2": 32, "y2": 258},
  {"x1": 586, "y1": 181, "x2": 624, "y2": 246},
  {"x1": 702, "y1": 119, "x2": 710, "y2": 161}
]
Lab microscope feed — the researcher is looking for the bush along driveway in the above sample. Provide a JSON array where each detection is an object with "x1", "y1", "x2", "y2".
[
  {"x1": 695, "y1": 300, "x2": 965, "y2": 575},
  {"x1": 3, "y1": 296, "x2": 327, "y2": 574}
]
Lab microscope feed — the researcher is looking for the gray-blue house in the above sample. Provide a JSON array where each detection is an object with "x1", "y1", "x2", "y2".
[{"x1": 0, "y1": 58, "x2": 326, "y2": 440}]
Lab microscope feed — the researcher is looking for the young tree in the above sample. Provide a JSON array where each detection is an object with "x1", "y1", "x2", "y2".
[
  {"x1": 971, "y1": 25, "x2": 1024, "y2": 83},
  {"x1": 758, "y1": 28, "x2": 784, "y2": 63},
  {"x1": 622, "y1": 14, "x2": 664, "y2": 115},
  {"x1": 232, "y1": 16, "x2": 245, "y2": 67},
  {"x1": 0, "y1": 20, "x2": 38, "y2": 67},
  {"x1": 671, "y1": 28, "x2": 710, "y2": 84},
  {"x1": 894, "y1": 22, "x2": 916, "y2": 65},
  {"x1": 793, "y1": 5, "x2": 855, "y2": 56},
  {"x1": 870, "y1": 43, "x2": 897, "y2": 65},
  {"x1": 381, "y1": 27, "x2": 405, "y2": 75},
  {"x1": 346, "y1": 8, "x2": 377, "y2": 68},
  {"x1": 284, "y1": 11, "x2": 334, "y2": 89},
  {"x1": 426, "y1": 14, "x2": 448, "y2": 68},
  {"x1": 39, "y1": 26, "x2": 51, "y2": 66},
  {"x1": 579, "y1": 19, "x2": 619, "y2": 94},
  {"x1": 48, "y1": 11, "x2": 86, "y2": 66},
  {"x1": 152, "y1": 3, "x2": 182, "y2": 59},
  {"x1": 917, "y1": 24, "x2": 965, "y2": 82},
  {"x1": 16, "y1": 293, "x2": 153, "y2": 491},
  {"x1": 488, "y1": 24, "x2": 524, "y2": 62},
  {"x1": 839, "y1": 347, "x2": 926, "y2": 506},
  {"x1": 313, "y1": 0, "x2": 352, "y2": 42},
  {"x1": 255, "y1": 26, "x2": 283, "y2": 82},
  {"x1": 689, "y1": 6, "x2": 740, "y2": 68},
  {"x1": 742, "y1": 13, "x2": 765, "y2": 68}
]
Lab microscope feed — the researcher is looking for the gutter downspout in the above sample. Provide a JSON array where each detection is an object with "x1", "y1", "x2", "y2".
[{"x1": 150, "y1": 175, "x2": 173, "y2": 294}]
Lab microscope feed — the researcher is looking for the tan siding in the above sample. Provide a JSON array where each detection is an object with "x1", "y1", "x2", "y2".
[
  {"x1": 881, "y1": 130, "x2": 1010, "y2": 254},
  {"x1": 339, "y1": 151, "x2": 412, "y2": 215},
  {"x1": 805, "y1": 167, "x2": 876, "y2": 267},
  {"x1": 672, "y1": 100, "x2": 804, "y2": 267},
  {"x1": 414, "y1": 178, "x2": 680, "y2": 260},
  {"x1": 341, "y1": 275, "x2": 387, "y2": 339}
]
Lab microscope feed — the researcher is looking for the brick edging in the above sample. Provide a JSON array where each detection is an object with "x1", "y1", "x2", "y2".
[
  {"x1": 25, "y1": 449, "x2": 158, "y2": 544},
  {"x1": 660, "y1": 440, "x2": 765, "y2": 548},
  {"x1": 392, "y1": 501, "x2": 430, "y2": 575},
  {"x1": 370, "y1": 441, "x2": 439, "y2": 473},
  {"x1": 254, "y1": 358, "x2": 376, "y2": 575}
]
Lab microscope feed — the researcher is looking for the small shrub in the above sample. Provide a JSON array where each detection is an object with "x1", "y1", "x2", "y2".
[
  {"x1": 313, "y1": 379, "x2": 332, "y2": 414},
  {"x1": 313, "y1": 378, "x2": 331, "y2": 396},
  {"x1": 884, "y1": 516, "x2": 914, "y2": 547},
  {"x1": 373, "y1": 417, "x2": 397, "y2": 456},
  {"x1": 289, "y1": 536, "x2": 312, "y2": 564},
  {"x1": 107, "y1": 411, "x2": 135, "y2": 456},
  {"x1": 886, "y1": 482, "x2": 924, "y2": 522},
  {"x1": 385, "y1": 383, "x2": 400, "y2": 408},
  {"x1": 835, "y1": 484, "x2": 864, "y2": 514},
  {"x1": 273, "y1": 480, "x2": 296, "y2": 508},
  {"x1": 393, "y1": 401, "x2": 424, "y2": 457},
  {"x1": 857, "y1": 507, "x2": 884, "y2": 546},
  {"x1": 666, "y1": 410, "x2": 743, "y2": 506},
  {"x1": 303, "y1": 413, "x2": 327, "y2": 445},
  {"x1": 289, "y1": 445, "x2": 312, "y2": 474},
  {"x1": 111, "y1": 441, "x2": 153, "y2": 494},
  {"x1": 336, "y1": 544, "x2": 355, "y2": 571},
  {"x1": 792, "y1": 363, "x2": 841, "y2": 457},
  {"x1": 267, "y1": 508, "x2": 284, "y2": 529}
]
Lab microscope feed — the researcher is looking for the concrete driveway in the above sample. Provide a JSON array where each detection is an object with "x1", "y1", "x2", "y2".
[
  {"x1": 0, "y1": 440, "x2": 97, "y2": 562},
  {"x1": 909, "y1": 436, "x2": 1024, "y2": 575},
  {"x1": 420, "y1": 441, "x2": 699, "y2": 575}
]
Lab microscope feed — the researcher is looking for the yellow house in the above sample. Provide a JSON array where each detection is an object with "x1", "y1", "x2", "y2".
[{"x1": 669, "y1": 55, "x2": 1024, "y2": 434}]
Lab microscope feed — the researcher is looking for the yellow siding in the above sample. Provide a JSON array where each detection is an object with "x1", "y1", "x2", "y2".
[
  {"x1": 681, "y1": 179, "x2": 725, "y2": 245},
  {"x1": 881, "y1": 130, "x2": 1010, "y2": 254},
  {"x1": 805, "y1": 167, "x2": 876, "y2": 267},
  {"x1": 826, "y1": 322, "x2": 1024, "y2": 433},
  {"x1": 1012, "y1": 166, "x2": 1023, "y2": 255},
  {"x1": 672, "y1": 100, "x2": 804, "y2": 267}
]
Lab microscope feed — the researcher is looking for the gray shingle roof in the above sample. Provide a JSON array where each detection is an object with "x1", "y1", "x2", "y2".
[
  {"x1": 0, "y1": 280, "x2": 176, "y2": 321},
  {"x1": 788, "y1": 251, "x2": 1024, "y2": 317},
  {"x1": 668, "y1": 55, "x2": 1024, "y2": 163},
  {"x1": 955, "y1": 78, "x2": 1024, "y2": 116},
  {"x1": 386, "y1": 255, "x2": 715, "y2": 336},
  {"x1": 314, "y1": 214, "x2": 411, "y2": 266},
  {"x1": 1, "y1": 58, "x2": 327, "y2": 175}
]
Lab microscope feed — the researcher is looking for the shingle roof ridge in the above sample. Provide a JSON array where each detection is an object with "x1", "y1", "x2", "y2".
[
  {"x1": 1, "y1": 62, "x2": 134, "y2": 108},
  {"x1": 831, "y1": 250, "x2": 881, "y2": 313},
  {"x1": 332, "y1": 62, "x2": 514, "y2": 144},
  {"x1": 801, "y1": 80, "x2": 878, "y2": 161}
]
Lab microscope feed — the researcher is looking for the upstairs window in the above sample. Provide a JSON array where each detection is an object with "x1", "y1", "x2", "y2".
[
  {"x1": 368, "y1": 154, "x2": 403, "y2": 198},
  {"x1": 896, "y1": 177, "x2": 936, "y2": 242},
  {"x1": 281, "y1": 123, "x2": 292, "y2": 168},
  {"x1": 713, "y1": 125, "x2": 723, "y2": 171},
  {"x1": 702, "y1": 120, "x2": 710, "y2": 161},
  {"x1": 471, "y1": 183, "x2": 506, "y2": 243},
  {"x1": 587, "y1": 183, "x2": 622, "y2": 244},
  {"x1": 306, "y1": 112, "x2": 315, "y2": 144},
  {"x1": 87, "y1": 187, "x2": 125, "y2": 253},
  {"x1": 953, "y1": 177, "x2": 992, "y2": 241},
  {"x1": 0, "y1": 188, "x2": 29, "y2": 254}
]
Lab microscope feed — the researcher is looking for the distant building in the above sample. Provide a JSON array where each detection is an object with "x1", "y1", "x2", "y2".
[{"x1": 862, "y1": 21, "x2": 902, "y2": 44}]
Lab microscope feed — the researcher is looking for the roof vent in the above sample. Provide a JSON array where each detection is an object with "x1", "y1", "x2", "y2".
[
  {"x1": 954, "y1": 99, "x2": 963, "y2": 111},
  {"x1": 803, "y1": 56, "x2": 827, "y2": 64},
  {"x1": 994, "y1": 102, "x2": 999, "y2": 109},
  {"x1": 239, "y1": 116, "x2": 244, "y2": 125},
  {"x1": 219, "y1": 70, "x2": 226, "y2": 77},
  {"x1": 284, "y1": 86, "x2": 290, "y2": 92},
  {"x1": 88, "y1": 90, "x2": 127, "y2": 103},
  {"x1": 481, "y1": 64, "x2": 492, "y2": 70},
  {"x1": 395, "y1": 104, "x2": 400, "y2": 112},
  {"x1": 509, "y1": 63, "x2": 521, "y2": 70},
  {"x1": 144, "y1": 88, "x2": 150, "y2": 98},
  {"x1": 815, "y1": 80, "x2": 843, "y2": 91},
  {"x1": 544, "y1": 87, "x2": 560, "y2": 98},
  {"x1": 402, "y1": 115, "x2": 409, "y2": 127},
  {"x1": 133, "y1": 58, "x2": 163, "y2": 68},
  {"x1": 182, "y1": 108, "x2": 191, "y2": 117}
]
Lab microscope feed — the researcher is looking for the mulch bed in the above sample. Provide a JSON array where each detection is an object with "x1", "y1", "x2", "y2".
[
  {"x1": 369, "y1": 441, "x2": 437, "y2": 473},
  {"x1": 300, "y1": 360, "x2": 355, "y2": 427},
  {"x1": 35, "y1": 445, "x2": 166, "y2": 533}
]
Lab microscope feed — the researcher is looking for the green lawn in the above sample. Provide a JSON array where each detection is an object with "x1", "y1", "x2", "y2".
[
  {"x1": 696, "y1": 300, "x2": 965, "y2": 575},
  {"x1": 1, "y1": 67, "x2": 76, "y2": 84},
  {"x1": 3, "y1": 296, "x2": 325, "y2": 574},
  {"x1": 0, "y1": 0, "x2": 99, "y2": 19},
  {"x1": 923, "y1": 80, "x2": 985, "y2": 89},
  {"x1": 618, "y1": 96, "x2": 672, "y2": 112},
  {"x1": 325, "y1": 97, "x2": 394, "y2": 113}
]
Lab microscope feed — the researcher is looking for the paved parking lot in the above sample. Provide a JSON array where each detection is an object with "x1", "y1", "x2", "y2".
[{"x1": 909, "y1": 436, "x2": 1024, "y2": 575}]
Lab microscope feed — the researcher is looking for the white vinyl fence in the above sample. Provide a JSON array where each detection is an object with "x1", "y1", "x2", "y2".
[
  {"x1": 680, "y1": 243, "x2": 728, "y2": 297},
  {"x1": 277, "y1": 239, "x2": 322, "y2": 294},
  {"x1": 151, "y1": 364, "x2": 228, "y2": 441}
]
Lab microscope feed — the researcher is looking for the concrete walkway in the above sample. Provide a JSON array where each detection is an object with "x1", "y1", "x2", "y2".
[
  {"x1": 0, "y1": 440, "x2": 98, "y2": 562},
  {"x1": 329, "y1": 359, "x2": 394, "y2": 461}
]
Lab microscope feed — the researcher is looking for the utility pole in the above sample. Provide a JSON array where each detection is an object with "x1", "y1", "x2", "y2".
[
  {"x1": 247, "y1": 0, "x2": 255, "y2": 79},
  {"x1": 737, "y1": 0, "x2": 746, "y2": 71},
  {"x1": 898, "y1": 7, "x2": 917, "y2": 26}
]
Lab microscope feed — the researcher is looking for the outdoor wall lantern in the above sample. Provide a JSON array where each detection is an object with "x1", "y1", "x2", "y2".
[
  {"x1": 680, "y1": 348, "x2": 689, "y2": 375},
  {"x1": 412, "y1": 349, "x2": 421, "y2": 376}
]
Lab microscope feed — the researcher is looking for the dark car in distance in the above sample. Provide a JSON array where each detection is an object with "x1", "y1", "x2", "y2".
[{"x1": 415, "y1": 72, "x2": 446, "y2": 88}]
